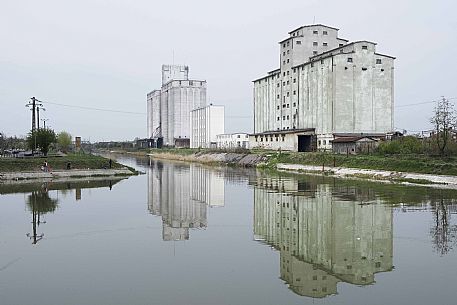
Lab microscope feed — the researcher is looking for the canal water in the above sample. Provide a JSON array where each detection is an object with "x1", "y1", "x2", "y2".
[{"x1": 0, "y1": 155, "x2": 456, "y2": 305}]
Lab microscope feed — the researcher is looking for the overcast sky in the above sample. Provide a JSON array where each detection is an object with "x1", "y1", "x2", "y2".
[{"x1": 1, "y1": 0, "x2": 455, "y2": 141}]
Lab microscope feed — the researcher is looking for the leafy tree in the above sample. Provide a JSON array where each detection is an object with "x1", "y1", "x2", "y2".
[
  {"x1": 430, "y1": 97, "x2": 456, "y2": 156},
  {"x1": 27, "y1": 129, "x2": 57, "y2": 156},
  {"x1": 57, "y1": 131, "x2": 72, "y2": 152}
]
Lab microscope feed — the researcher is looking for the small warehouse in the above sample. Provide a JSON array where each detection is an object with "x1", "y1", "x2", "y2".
[{"x1": 332, "y1": 136, "x2": 379, "y2": 155}]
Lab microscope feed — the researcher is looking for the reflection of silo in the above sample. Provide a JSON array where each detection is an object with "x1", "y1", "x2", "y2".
[
  {"x1": 253, "y1": 177, "x2": 394, "y2": 298},
  {"x1": 147, "y1": 161, "x2": 212, "y2": 241},
  {"x1": 191, "y1": 164, "x2": 225, "y2": 207}
]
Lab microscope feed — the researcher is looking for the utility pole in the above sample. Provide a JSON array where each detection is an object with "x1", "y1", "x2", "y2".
[
  {"x1": 41, "y1": 118, "x2": 49, "y2": 129},
  {"x1": 25, "y1": 97, "x2": 44, "y2": 152},
  {"x1": 36, "y1": 105, "x2": 46, "y2": 129}
]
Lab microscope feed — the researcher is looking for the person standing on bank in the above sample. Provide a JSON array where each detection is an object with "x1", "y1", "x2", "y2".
[{"x1": 109, "y1": 159, "x2": 112, "y2": 169}]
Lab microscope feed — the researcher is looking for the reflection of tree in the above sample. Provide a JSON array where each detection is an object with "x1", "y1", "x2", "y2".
[
  {"x1": 430, "y1": 198, "x2": 457, "y2": 256},
  {"x1": 25, "y1": 190, "x2": 59, "y2": 244}
]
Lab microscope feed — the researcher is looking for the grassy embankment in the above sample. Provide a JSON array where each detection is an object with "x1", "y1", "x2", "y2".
[
  {"x1": 0, "y1": 154, "x2": 132, "y2": 173},
  {"x1": 113, "y1": 146, "x2": 457, "y2": 176},
  {"x1": 264, "y1": 152, "x2": 457, "y2": 176}
]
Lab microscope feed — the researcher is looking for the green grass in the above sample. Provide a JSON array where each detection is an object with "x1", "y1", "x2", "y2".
[
  {"x1": 264, "y1": 152, "x2": 457, "y2": 176},
  {"x1": 0, "y1": 153, "x2": 127, "y2": 173}
]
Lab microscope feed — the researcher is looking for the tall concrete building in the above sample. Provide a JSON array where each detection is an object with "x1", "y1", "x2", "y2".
[
  {"x1": 147, "y1": 65, "x2": 207, "y2": 147},
  {"x1": 251, "y1": 24, "x2": 395, "y2": 151},
  {"x1": 190, "y1": 104, "x2": 225, "y2": 148}
]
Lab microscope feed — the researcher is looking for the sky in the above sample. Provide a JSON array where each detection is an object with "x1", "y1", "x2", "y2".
[{"x1": 1, "y1": 0, "x2": 456, "y2": 141}]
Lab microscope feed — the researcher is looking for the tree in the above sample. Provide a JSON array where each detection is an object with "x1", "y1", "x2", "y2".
[
  {"x1": 430, "y1": 97, "x2": 457, "y2": 156},
  {"x1": 57, "y1": 131, "x2": 72, "y2": 152},
  {"x1": 27, "y1": 129, "x2": 57, "y2": 156}
]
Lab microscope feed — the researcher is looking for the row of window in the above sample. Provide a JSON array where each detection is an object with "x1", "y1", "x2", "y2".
[
  {"x1": 313, "y1": 42, "x2": 328, "y2": 46},
  {"x1": 313, "y1": 30, "x2": 328, "y2": 35},
  {"x1": 277, "y1": 114, "x2": 297, "y2": 121},
  {"x1": 277, "y1": 102, "x2": 297, "y2": 109}
]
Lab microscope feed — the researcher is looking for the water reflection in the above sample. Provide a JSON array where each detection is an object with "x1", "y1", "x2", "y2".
[
  {"x1": 253, "y1": 175, "x2": 394, "y2": 298},
  {"x1": 147, "y1": 159, "x2": 225, "y2": 241},
  {"x1": 26, "y1": 189, "x2": 58, "y2": 244}
]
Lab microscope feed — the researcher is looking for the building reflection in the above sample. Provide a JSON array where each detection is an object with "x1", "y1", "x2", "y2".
[
  {"x1": 253, "y1": 175, "x2": 393, "y2": 298},
  {"x1": 147, "y1": 159, "x2": 225, "y2": 241}
]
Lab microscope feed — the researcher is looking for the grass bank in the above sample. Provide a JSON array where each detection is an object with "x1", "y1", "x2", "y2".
[
  {"x1": 0, "y1": 154, "x2": 132, "y2": 173},
  {"x1": 263, "y1": 152, "x2": 457, "y2": 176}
]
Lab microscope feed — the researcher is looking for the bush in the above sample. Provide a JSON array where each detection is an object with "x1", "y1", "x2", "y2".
[{"x1": 377, "y1": 136, "x2": 424, "y2": 155}]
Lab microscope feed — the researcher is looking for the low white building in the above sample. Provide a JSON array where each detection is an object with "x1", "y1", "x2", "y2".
[
  {"x1": 216, "y1": 133, "x2": 250, "y2": 149},
  {"x1": 190, "y1": 104, "x2": 225, "y2": 148}
]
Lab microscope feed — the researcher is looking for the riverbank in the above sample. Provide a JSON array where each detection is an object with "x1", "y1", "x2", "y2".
[
  {"x1": 0, "y1": 154, "x2": 138, "y2": 182},
  {"x1": 137, "y1": 149, "x2": 457, "y2": 188}
]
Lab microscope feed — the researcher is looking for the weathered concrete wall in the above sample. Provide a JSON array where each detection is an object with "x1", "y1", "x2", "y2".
[
  {"x1": 190, "y1": 105, "x2": 225, "y2": 148},
  {"x1": 253, "y1": 25, "x2": 395, "y2": 151}
]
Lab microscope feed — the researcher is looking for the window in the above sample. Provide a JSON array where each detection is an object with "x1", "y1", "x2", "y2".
[
  {"x1": 311, "y1": 63, "x2": 314, "y2": 67},
  {"x1": 323, "y1": 42, "x2": 328, "y2": 46},
  {"x1": 287, "y1": 92, "x2": 290, "y2": 97},
  {"x1": 283, "y1": 61, "x2": 285, "y2": 65},
  {"x1": 237, "y1": 135, "x2": 240, "y2": 138},
  {"x1": 318, "y1": 140, "x2": 321, "y2": 145},
  {"x1": 293, "y1": 102, "x2": 296, "y2": 107},
  {"x1": 362, "y1": 67, "x2": 367, "y2": 71},
  {"x1": 347, "y1": 57, "x2": 353, "y2": 63},
  {"x1": 282, "y1": 104, "x2": 286, "y2": 108},
  {"x1": 293, "y1": 114, "x2": 296, "y2": 118},
  {"x1": 283, "y1": 52, "x2": 285, "y2": 56},
  {"x1": 293, "y1": 90, "x2": 296, "y2": 95},
  {"x1": 287, "y1": 80, "x2": 289, "y2": 84},
  {"x1": 321, "y1": 59, "x2": 324, "y2": 64},
  {"x1": 293, "y1": 78, "x2": 296, "y2": 83},
  {"x1": 313, "y1": 30, "x2": 318, "y2": 34},
  {"x1": 283, "y1": 116, "x2": 285, "y2": 120},
  {"x1": 362, "y1": 45, "x2": 368, "y2": 50},
  {"x1": 287, "y1": 41, "x2": 290, "y2": 46},
  {"x1": 283, "y1": 43, "x2": 286, "y2": 48},
  {"x1": 313, "y1": 51, "x2": 318, "y2": 55},
  {"x1": 277, "y1": 94, "x2": 280, "y2": 99},
  {"x1": 381, "y1": 68, "x2": 385, "y2": 72},
  {"x1": 277, "y1": 117, "x2": 280, "y2": 121},
  {"x1": 277, "y1": 83, "x2": 280, "y2": 87},
  {"x1": 287, "y1": 104, "x2": 290, "y2": 108},
  {"x1": 283, "y1": 82, "x2": 286, "y2": 86},
  {"x1": 339, "y1": 43, "x2": 344, "y2": 47},
  {"x1": 323, "y1": 140, "x2": 326, "y2": 145},
  {"x1": 376, "y1": 59, "x2": 382, "y2": 64},
  {"x1": 296, "y1": 40, "x2": 301, "y2": 45},
  {"x1": 313, "y1": 41, "x2": 318, "y2": 46},
  {"x1": 287, "y1": 71, "x2": 289, "y2": 75},
  {"x1": 293, "y1": 68, "x2": 296, "y2": 73},
  {"x1": 287, "y1": 50, "x2": 290, "y2": 54},
  {"x1": 189, "y1": 81, "x2": 193, "y2": 85},
  {"x1": 277, "y1": 105, "x2": 279, "y2": 109},
  {"x1": 287, "y1": 59, "x2": 290, "y2": 63},
  {"x1": 292, "y1": 33, "x2": 295, "y2": 37},
  {"x1": 323, "y1": 30, "x2": 328, "y2": 35}
]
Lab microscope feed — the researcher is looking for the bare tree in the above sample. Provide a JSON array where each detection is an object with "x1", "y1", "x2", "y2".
[{"x1": 430, "y1": 97, "x2": 457, "y2": 155}]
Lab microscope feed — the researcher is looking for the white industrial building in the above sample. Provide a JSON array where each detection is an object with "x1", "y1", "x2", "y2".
[
  {"x1": 147, "y1": 65, "x2": 207, "y2": 147},
  {"x1": 216, "y1": 133, "x2": 250, "y2": 149},
  {"x1": 190, "y1": 104, "x2": 225, "y2": 148},
  {"x1": 251, "y1": 24, "x2": 395, "y2": 151}
]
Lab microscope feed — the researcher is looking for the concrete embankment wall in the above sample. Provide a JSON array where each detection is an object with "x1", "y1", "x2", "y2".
[{"x1": 148, "y1": 152, "x2": 267, "y2": 167}]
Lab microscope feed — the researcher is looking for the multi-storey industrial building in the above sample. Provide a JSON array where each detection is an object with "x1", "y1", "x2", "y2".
[
  {"x1": 190, "y1": 104, "x2": 225, "y2": 148},
  {"x1": 147, "y1": 65, "x2": 207, "y2": 147},
  {"x1": 251, "y1": 24, "x2": 395, "y2": 151}
]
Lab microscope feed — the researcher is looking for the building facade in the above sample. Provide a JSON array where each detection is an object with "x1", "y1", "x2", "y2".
[
  {"x1": 190, "y1": 104, "x2": 225, "y2": 148},
  {"x1": 252, "y1": 24, "x2": 395, "y2": 151},
  {"x1": 147, "y1": 65, "x2": 207, "y2": 147},
  {"x1": 216, "y1": 133, "x2": 250, "y2": 149}
]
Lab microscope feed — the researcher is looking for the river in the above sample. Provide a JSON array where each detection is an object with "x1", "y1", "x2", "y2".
[{"x1": 0, "y1": 155, "x2": 456, "y2": 305}]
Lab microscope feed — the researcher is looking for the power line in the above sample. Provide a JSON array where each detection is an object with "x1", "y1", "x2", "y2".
[{"x1": 40, "y1": 100, "x2": 146, "y2": 115}]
